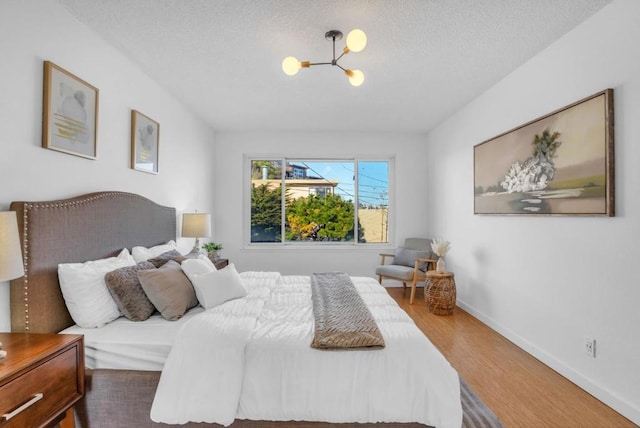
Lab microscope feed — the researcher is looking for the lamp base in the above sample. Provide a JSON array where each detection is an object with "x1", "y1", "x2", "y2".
[{"x1": 190, "y1": 237, "x2": 204, "y2": 255}]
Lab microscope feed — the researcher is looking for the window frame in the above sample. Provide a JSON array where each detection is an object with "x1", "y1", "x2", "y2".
[{"x1": 244, "y1": 155, "x2": 394, "y2": 248}]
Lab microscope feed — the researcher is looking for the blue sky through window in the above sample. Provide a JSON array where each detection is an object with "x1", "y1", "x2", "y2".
[{"x1": 300, "y1": 161, "x2": 388, "y2": 207}]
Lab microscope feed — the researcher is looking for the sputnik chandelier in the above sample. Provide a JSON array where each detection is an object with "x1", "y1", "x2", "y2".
[{"x1": 282, "y1": 29, "x2": 367, "y2": 87}]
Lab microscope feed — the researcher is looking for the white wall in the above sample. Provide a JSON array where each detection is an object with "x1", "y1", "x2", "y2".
[
  {"x1": 214, "y1": 131, "x2": 428, "y2": 277},
  {"x1": 0, "y1": 1, "x2": 216, "y2": 332},
  {"x1": 424, "y1": 0, "x2": 640, "y2": 423}
]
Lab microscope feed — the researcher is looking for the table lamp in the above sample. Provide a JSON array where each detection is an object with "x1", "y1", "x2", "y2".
[
  {"x1": 1, "y1": 211, "x2": 25, "y2": 359},
  {"x1": 181, "y1": 212, "x2": 211, "y2": 254}
]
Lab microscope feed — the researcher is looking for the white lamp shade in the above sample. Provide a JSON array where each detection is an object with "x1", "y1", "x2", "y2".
[
  {"x1": 0, "y1": 211, "x2": 25, "y2": 282},
  {"x1": 182, "y1": 213, "x2": 211, "y2": 238}
]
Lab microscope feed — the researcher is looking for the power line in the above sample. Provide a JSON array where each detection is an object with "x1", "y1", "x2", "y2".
[{"x1": 341, "y1": 164, "x2": 388, "y2": 184}]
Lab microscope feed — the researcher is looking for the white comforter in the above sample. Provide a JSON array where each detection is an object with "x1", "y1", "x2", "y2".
[{"x1": 151, "y1": 272, "x2": 462, "y2": 427}]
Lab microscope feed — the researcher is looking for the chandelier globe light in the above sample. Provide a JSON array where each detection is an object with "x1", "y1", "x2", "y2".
[
  {"x1": 282, "y1": 56, "x2": 302, "y2": 76},
  {"x1": 345, "y1": 29, "x2": 367, "y2": 53},
  {"x1": 282, "y1": 29, "x2": 367, "y2": 87}
]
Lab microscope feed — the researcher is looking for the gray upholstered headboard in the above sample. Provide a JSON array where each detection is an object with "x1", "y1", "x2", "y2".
[{"x1": 9, "y1": 191, "x2": 176, "y2": 333}]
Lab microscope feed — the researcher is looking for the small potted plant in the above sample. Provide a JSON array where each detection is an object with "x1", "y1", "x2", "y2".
[{"x1": 202, "y1": 242, "x2": 223, "y2": 262}]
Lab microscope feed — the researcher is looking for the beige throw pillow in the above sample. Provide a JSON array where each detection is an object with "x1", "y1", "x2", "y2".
[{"x1": 137, "y1": 260, "x2": 198, "y2": 320}]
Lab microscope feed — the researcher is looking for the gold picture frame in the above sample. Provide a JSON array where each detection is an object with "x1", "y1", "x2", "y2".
[
  {"x1": 131, "y1": 110, "x2": 160, "y2": 174},
  {"x1": 474, "y1": 89, "x2": 614, "y2": 216},
  {"x1": 42, "y1": 61, "x2": 99, "y2": 159}
]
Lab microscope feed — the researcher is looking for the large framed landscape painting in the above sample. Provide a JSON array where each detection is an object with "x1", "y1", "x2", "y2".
[{"x1": 474, "y1": 89, "x2": 614, "y2": 216}]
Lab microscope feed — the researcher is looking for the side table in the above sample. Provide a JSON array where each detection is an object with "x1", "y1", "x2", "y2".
[
  {"x1": 0, "y1": 333, "x2": 84, "y2": 427},
  {"x1": 425, "y1": 271, "x2": 456, "y2": 315},
  {"x1": 214, "y1": 258, "x2": 229, "y2": 270}
]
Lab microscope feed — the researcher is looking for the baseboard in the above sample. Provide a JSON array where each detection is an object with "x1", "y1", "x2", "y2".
[{"x1": 456, "y1": 300, "x2": 640, "y2": 425}]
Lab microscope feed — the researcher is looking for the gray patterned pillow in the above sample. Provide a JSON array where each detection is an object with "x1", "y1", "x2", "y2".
[
  {"x1": 147, "y1": 249, "x2": 185, "y2": 268},
  {"x1": 392, "y1": 247, "x2": 432, "y2": 271},
  {"x1": 104, "y1": 261, "x2": 157, "y2": 321},
  {"x1": 147, "y1": 249, "x2": 201, "y2": 268}
]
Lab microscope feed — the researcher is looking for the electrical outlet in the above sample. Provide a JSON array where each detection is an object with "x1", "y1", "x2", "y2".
[{"x1": 584, "y1": 337, "x2": 596, "y2": 358}]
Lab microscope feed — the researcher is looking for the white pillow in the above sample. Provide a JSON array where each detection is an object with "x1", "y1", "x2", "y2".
[
  {"x1": 196, "y1": 254, "x2": 218, "y2": 272},
  {"x1": 181, "y1": 258, "x2": 217, "y2": 281},
  {"x1": 186, "y1": 263, "x2": 248, "y2": 309},
  {"x1": 131, "y1": 240, "x2": 177, "y2": 263},
  {"x1": 58, "y1": 249, "x2": 136, "y2": 328}
]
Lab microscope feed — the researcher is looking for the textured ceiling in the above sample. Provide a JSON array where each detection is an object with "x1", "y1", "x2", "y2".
[{"x1": 59, "y1": 0, "x2": 611, "y2": 133}]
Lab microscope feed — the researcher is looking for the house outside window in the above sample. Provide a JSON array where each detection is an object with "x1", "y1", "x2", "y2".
[
  {"x1": 310, "y1": 187, "x2": 332, "y2": 197},
  {"x1": 249, "y1": 158, "x2": 390, "y2": 245}
]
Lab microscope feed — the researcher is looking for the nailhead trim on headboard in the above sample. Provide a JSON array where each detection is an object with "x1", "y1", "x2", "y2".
[
  {"x1": 20, "y1": 207, "x2": 30, "y2": 331},
  {"x1": 10, "y1": 191, "x2": 177, "y2": 333}
]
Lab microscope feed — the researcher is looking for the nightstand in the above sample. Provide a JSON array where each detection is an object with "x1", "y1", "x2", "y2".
[
  {"x1": 0, "y1": 333, "x2": 84, "y2": 428},
  {"x1": 424, "y1": 271, "x2": 456, "y2": 315},
  {"x1": 214, "y1": 258, "x2": 229, "y2": 270}
]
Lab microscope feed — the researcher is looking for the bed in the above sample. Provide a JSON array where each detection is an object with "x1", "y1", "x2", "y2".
[{"x1": 8, "y1": 191, "x2": 476, "y2": 428}]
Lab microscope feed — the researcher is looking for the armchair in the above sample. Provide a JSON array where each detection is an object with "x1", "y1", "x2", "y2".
[{"x1": 375, "y1": 238, "x2": 436, "y2": 304}]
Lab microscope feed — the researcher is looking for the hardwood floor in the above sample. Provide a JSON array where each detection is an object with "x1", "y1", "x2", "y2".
[{"x1": 387, "y1": 287, "x2": 636, "y2": 428}]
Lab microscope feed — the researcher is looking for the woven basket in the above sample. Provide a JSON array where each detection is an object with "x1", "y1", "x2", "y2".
[{"x1": 425, "y1": 273, "x2": 456, "y2": 315}]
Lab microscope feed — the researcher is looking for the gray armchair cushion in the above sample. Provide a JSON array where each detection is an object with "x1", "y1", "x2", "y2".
[
  {"x1": 375, "y1": 265, "x2": 426, "y2": 281},
  {"x1": 392, "y1": 247, "x2": 431, "y2": 271}
]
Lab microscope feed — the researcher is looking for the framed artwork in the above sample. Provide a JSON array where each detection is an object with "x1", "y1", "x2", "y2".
[
  {"x1": 474, "y1": 89, "x2": 614, "y2": 216},
  {"x1": 42, "y1": 61, "x2": 99, "y2": 159},
  {"x1": 131, "y1": 110, "x2": 160, "y2": 174}
]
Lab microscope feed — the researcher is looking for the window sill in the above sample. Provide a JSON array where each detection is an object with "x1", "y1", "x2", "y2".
[{"x1": 242, "y1": 243, "x2": 394, "y2": 253}]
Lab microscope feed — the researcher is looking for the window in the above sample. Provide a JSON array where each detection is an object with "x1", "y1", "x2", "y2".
[{"x1": 249, "y1": 158, "x2": 390, "y2": 244}]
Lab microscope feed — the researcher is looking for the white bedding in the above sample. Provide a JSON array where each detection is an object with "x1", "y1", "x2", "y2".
[
  {"x1": 61, "y1": 307, "x2": 205, "y2": 371},
  {"x1": 151, "y1": 272, "x2": 462, "y2": 427}
]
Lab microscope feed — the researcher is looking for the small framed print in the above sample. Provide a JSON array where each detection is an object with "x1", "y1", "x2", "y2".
[
  {"x1": 42, "y1": 61, "x2": 99, "y2": 159},
  {"x1": 131, "y1": 110, "x2": 159, "y2": 174}
]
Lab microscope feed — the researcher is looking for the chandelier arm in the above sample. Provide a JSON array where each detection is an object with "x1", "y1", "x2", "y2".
[
  {"x1": 335, "y1": 52, "x2": 346, "y2": 62},
  {"x1": 334, "y1": 63, "x2": 347, "y2": 72},
  {"x1": 307, "y1": 61, "x2": 333, "y2": 66}
]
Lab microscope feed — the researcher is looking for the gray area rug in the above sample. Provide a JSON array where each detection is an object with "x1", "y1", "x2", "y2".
[{"x1": 460, "y1": 377, "x2": 504, "y2": 428}]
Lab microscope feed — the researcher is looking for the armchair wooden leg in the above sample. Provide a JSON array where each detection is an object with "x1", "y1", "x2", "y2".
[
  {"x1": 402, "y1": 281, "x2": 407, "y2": 290},
  {"x1": 378, "y1": 275, "x2": 382, "y2": 284},
  {"x1": 409, "y1": 278, "x2": 418, "y2": 304}
]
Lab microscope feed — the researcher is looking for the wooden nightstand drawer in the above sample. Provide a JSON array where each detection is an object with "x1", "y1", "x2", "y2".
[
  {"x1": 0, "y1": 334, "x2": 84, "y2": 428},
  {"x1": 0, "y1": 347, "x2": 78, "y2": 427}
]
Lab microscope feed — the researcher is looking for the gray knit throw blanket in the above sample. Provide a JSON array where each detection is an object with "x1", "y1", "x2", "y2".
[{"x1": 310, "y1": 272, "x2": 385, "y2": 350}]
